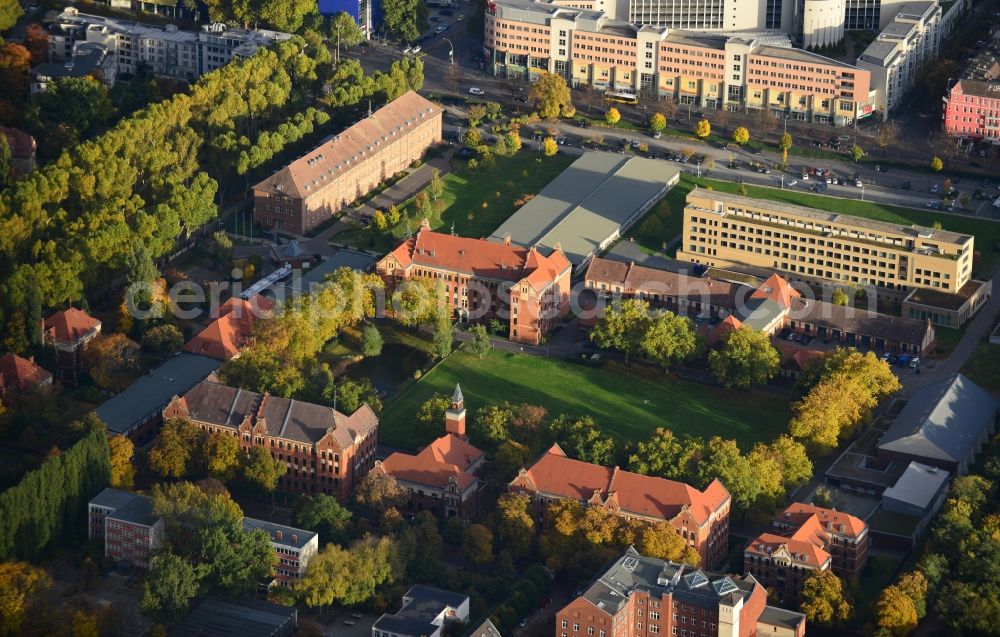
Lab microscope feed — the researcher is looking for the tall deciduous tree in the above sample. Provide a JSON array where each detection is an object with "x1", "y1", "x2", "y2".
[
  {"x1": 648, "y1": 112, "x2": 666, "y2": 133},
  {"x1": 542, "y1": 137, "x2": 558, "y2": 156},
  {"x1": 205, "y1": 431, "x2": 241, "y2": 481},
  {"x1": 109, "y1": 435, "x2": 135, "y2": 489},
  {"x1": 0, "y1": 561, "x2": 50, "y2": 635},
  {"x1": 732, "y1": 127, "x2": 750, "y2": 145},
  {"x1": 874, "y1": 585, "x2": 918, "y2": 637},
  {"x1": 0, "y1": 0, "x2": 24, "y2": 33},
  {"x1": 361, "y1": 324, "x2": 383, "y2": 357},
  {"x1": 496, "y1": 493, "x2": 535, "y2": 558},
  {"x1": 148, "y1": 418, "x2": 205, "y2": 479},
  {"x1": 472, "y1": 402, "x2": 513, "y2": 447},
  {"x1": 353, "y1": 470, "x2": 408, "y2": 514},
  {"x1": 381, "y1": 0, "x2": 428, "y2": 42},
  {"x1": 799, "y1": 571, "x2": 852, "y2": 627},
  {"x1": 695, "y1": 119, "x2": 711, "y2": 138},
  {"x1": 605, "y1": 107, "x2": 621, "y2": 125},
  {"x1": 546, "y1": 414, "x2": 615, "y2": 465},
  {"x1": 468, "y1": 324, "x2": 492, "y2": 359},
  {"x1": 292, "y1": 494, "x2": 353, "y2": 544},
  {"x1": 140, "y1": 551, "x2": 201, "y2": 622},
  {"x1": 708, "y1": 327, "x2": 779, "y2": 388},
  {"x1": 416, "y1": 393, "x2": 450, "y2": 441},
  {"x1": 529, "y1": 72, "x2": 574, "y2": 120},
  {"x1": 640, "y1": 311, "x2": 697, "y2": 370},
  {"x1": 590, "y1": 298, "x2": 651, "y2": 362},
  {"x1": 242, "y1": 446, "x2": 286, "y2": 497},
  {"x1": 82, "y1": 333, "x2": 140, "y2": 392},
  {"x1": 462, "y1": 523, "x2": 495, "y2": 565}
]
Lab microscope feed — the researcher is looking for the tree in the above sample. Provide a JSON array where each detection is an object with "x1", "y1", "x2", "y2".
[
  {"x1": 649, "y1": 112, "x2": 666, "y2": 133},
  {"x1": 590, "y1": 298, "x2": 651, "y2": 362},
  {"x1": 628, "y1": 428, "x2": 702, "y2": 480},
  {"x1": 542, "y1": 137, "x2": 558, "y2": 156},
  {"x1": 30, "y1": 76, "x2": 113, "y2": 141},
  {"x1": 528, "y1": 72, "x2": 573, "y2": 120},
  {"x1": 109, "y1": 435, "x2": 135, "y2": 489},
  {"x1": 82, "y1": 333, "x2": 140, "y2": 392},
  {"x1": 695, "y1": 119, "x2": 711, "y2": 138},
  {"x1": 148, "y1": 418, "x2": 204, "y2": 479},
  {"x1": 433, "y1": 306, "x2": 453, "y2": 358},
  {"x1": 779, "y1": 132, "x2": 793, "y2": 167},
  {"x1": 467, "y1": 104, "x2": 488, "y2": 127},
  {"x1": 851, "y1": 144, "x2": 865, "y2": 163},
  {"x1": 140, "y1": 551, "x2": 201, "y2": 622},
  {"x1": 546, "y1": 415, "x2": 615, "y2": 465},
  {"x1": 386, "y1": 205, "x2": 402, "y2": 226},
  {"x1": 462, "y1": 127, "x2": 482, "y2": 148},
  {"x1": 0, "y1": 0, "x2": 23, "y2": 33},
  {"x1": 930, "y1": 155, "x2": 943, "y2": 172},
  {"x1": 372, "y1": 210, "x2": 388, "y2": 231},
  {"x1": 605, "y1": 107, "x2": 621, "y2": 125},
  {"x1": 211, "y1": 230, "x2": 233, "y2": 266},
  {"x1": 462, "y1": 524, "x2": 495, "y2": 565},
  {"x1": 799, "y1": 571, "x2": 852, "y2": 627},
  {"x1": 0, "y1": 43, "x2": 30, "y2": 104},
  {"x1": 831, "y1": 288, "x2": 849, "y2": 306},
  {"x1": 732, "y1": 126, "x2": 750, "y2": 145},
  {"x1": 427, "y1": 168, "x2": 445, "y2": 201},
  {"x1": 0, "y1": 133, "x2": 9, "y2": 188},
  {"x1": 708, "y1": 327, "x2": 779, "y2": 389},
  {"x1": 641, "y1": 311, "x2": 697, "y2": 370},
  {"x1": 381, "y1": 0, "x2": 428, "y2": 41},
  {"x1": 0, "y1": 561, "x2": 50, "y2": 635},
  {"x1": 472, "y1": 403, "x2": 513, "y2": 447},
  {"x1": 23, "y1": 23, "x2": 48, "y2": 65},
  {"x1": 765, "y1": 435, "x2": 813, "y2": 491},
  {"x1": 896, "y1": 571, "x2": 928, "y2": 620},
  {"x1": 638, "y1": 522, "x2": 696, "y2": 565},
  {"x1": 361, "y1": 324, "x2": 383, "y2": 357},
  {"x1": 875, "y1": 585, "x2": 918, "y2": 637},
  {"x1": 354, "y1": 470, "x2": 408, "y2": 513},
  {"x1": 876, "y1": 122, "x2": 899, "y2": 157},
  {"x1": 496, "y1": 493, "x2": 535, "y2": 557},
  {"x1": 416, "y1": 393, "x2": 450, "y2": 441},
  {"x1": 329, "y1": 12, "x2": 365, "y2": 62},
  {"x1": 198, "y1": 525, "x2": 277, "y2": 596},
  {"x1": 300, "y1": 537, "x2": 398, "y2": 608},
  {"x1": 242, "y1": 446, "x2": 286, "y2": 497},
  {"x1": 468, "y1": 324, "x2": 492, "y2": 359},
  {"x1": 141, "y1": 324, "x2": 184, "y2": 354},
  {"x1": 292, "y1": 494, "x2": 353, "y2": 544},
  {"x1": 205, "y1": 431, "x2": 241, "y2": 482},
  {"x1": 506, "y1": 130, "x2": 522, "y2": 152},
  {"x1": 331, "y1": 376, "x2": 382, "y2": 414}
]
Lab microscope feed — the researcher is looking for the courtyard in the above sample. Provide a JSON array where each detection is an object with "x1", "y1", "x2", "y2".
[{"x1": 378, "y1": 347, "x2": 791, "y2": 451}]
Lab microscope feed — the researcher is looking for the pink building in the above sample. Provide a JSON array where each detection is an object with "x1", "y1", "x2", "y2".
[
  {"x1": 943, "y1": 78, "x2": 1000, "y2": 143},
  {"x1": 88, "y1": 488, "x2": 164, "y2": 569}
]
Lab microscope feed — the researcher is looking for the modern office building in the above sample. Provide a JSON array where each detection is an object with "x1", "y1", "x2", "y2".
[
  {"x1": 254, "y1": 91, "x2": 442, "y2": 234},
  {"x1": 745, "y1": 503, "x2": 868, "y2": 605},
  {"x1": 377, "y1": 222, "x2": 573, "y2": 345},
  {"x1": 556, "y1": 548, "x2": 806, "y2": 637},
  {"x1": 510, "y1": 444, "x2": 732, "y2": 567},
  {"x1": 942, "y1": 34, "x2": 1000, "y2": 143},
  {"x1": 485, "y1": 0, "x2": 875, "y2": 126},
  {"x1": 675, "y1": 188, "x2": 989, "y2": 325},
  {"x1": 163, "y1": 376, "x2": 379, "y2": 501},
  {"x1": 843, "y1": 0, "x2": 912, "y2": 30},
  {"x1": 88, "y1": 489, "x2": 165, "y2": 569},
  {"x1": 857, "y1": 1, "x2": 940, "y2": 119},
  {"x1": 45, "y1": 8, "x2": 292, "y2": 84}
]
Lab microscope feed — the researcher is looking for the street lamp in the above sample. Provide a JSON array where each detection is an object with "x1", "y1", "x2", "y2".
[{"x1": 443, "y1": 37, "x2": 454, "y2": 65}]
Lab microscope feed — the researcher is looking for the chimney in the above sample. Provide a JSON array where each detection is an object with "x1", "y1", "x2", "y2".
[
  {"x1": 276, "y1": 530, "x2": 283, "y2": 541},
  {"x1": 445, "y1": 383, "x2": 467, "y2": 439},
  {"x1": 503, "y1": 233, "x2": 512, "y2": 246},
  {"x1": 292, "y1": 534, "x2": 298, "y2": 544}
]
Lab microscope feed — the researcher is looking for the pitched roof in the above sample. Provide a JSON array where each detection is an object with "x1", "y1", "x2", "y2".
[
  {"x1": 708, "y1": 315, "x2": 742, "y2": 345},
  {"x1": 43, "y1": 307, "x2": 101, "y2": 344},
  {"x1": 746, "y1": 531, "x2": 830, "y2": 570},
  {"x1": 181, "y1": 296, "x2": 274, "y2": 361},
  {"x1": 878, "y1": 373, "x2": 999, "y2": 464},
  {"x1": 775, "y1": 342, "x2": 825, "y2": 372},
  {"x1": 242, "y1": 517, "x2": 317, "y2": 549},
  {"x1": 254, "y1": 91, "x2": 441, "y2": 200},
  {"x1": 384, "y1": 226, "x2": 571, "y2": 291},
  {"x1": 0, "y1": 353, "x2": 52, "y2": 392},
  {"x1": 511, "y1": 445, "x2": 730, "y2": 525},
  {"x1": 745, "y1": 502, "x2": 866, "y2": 569},
  {"x1": 380, "y1": 433, "x2": 484, "y2": 491},
  {"x1": 583, "y1": 256, "x2": 742, "y2": 309},
  {"x1": 172, "y1": 377, "x2": 377, "y2": 448},
  {"x1": 781, "y1": 502, "x2": 867, "y2": 539},
  {"x1": 0, "y1": 127, "x2": 36, "y2": 159},
  {"x1": 750, "y1": 273, "x2": 800, "y2": 308},
  {"x1": 451, "y1": 383, "x2": 464, "y2": 404}
]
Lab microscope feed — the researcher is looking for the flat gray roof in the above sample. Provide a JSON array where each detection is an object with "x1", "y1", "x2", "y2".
[
  {"x1": 490, "y1": 152, "x2": 680, "y2": 266},
  {"x1": 95, "y1": 353, "x2": 221, "y2": 435},
  {"x1": 878, "y1": 374, "x2": 999, "y2": 464},
  {"x1": 172, "y1": 597, "x2": 297, "y2": 637},
  {"x1": 882, "y1": 461, "x2": 950, "y2": 509}
]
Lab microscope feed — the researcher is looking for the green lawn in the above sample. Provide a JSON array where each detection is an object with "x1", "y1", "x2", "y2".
[
  {"x1": 379, "y1": 348, "x2": 791, "y2": 451},
  {"x1": 693, "y1": 176, "x2": 1000, "y2": 276},
  {"x1": 961, "y1": 339, "x2": 1000, "y2": 392},
  {"x1": 933, "y1": 326, "x2": 965, "y2": 358},
  {"x1": 337, "y1": 152, "x2": 575, "y2": 253}
]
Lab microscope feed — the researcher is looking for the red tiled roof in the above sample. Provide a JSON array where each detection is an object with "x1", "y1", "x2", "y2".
[
  {"x1": 43, "y1": 308, "x2": 101, "y2": 345},
  {"x1": 747, "y1": 530, "x2": 830, "y2": 570},
  {"x1": 510, "y1": 444, "x2": 730, "y2": 525},
  {"x1": 775, "y1": 342, "x2": 825, "y2": 372},
  {"x1": 182, "y1": 296, "x2": 274, "y2": 361},
  {"x1": 746, "y1": 502, "x2": 867, "y2": 569},
  {"x1": 708, "y1": 314, "x2": 742, "y2": 345},
  {"x1": 385, "y1": 226, "x2": 570, "y2": 291},
  {"x1": 0, "y1": 353, "x2": 52, "y2": 392},
  {"x1": 1, "y1": 127, "x2": 36, "y2": 159},
  {"x1": 782, "y1": 502, "x2": 867, "y2": 539},
  {"x1": 381, "y1": 433, "x2": 485, "y2": 491},
  {"x1": 254, "y1": 91, "x2": 442, "y2": 200},
  {"x1": 751, "y1": 273, "x2": 800, "y2": 308}
]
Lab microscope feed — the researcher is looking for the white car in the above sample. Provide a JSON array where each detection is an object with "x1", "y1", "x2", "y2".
[
  {"x1": 411, "y1": 45, "x2": 421, "y2": 54},
  {"x1": 469, "y1": 87, "x2": 485, "y2": 96},
  {"x1": 788, "y1": 179, "x2": 798, "y2": 186},
  {"x1": 403, "y1": 46, "x2": 412, "y2": 54}
]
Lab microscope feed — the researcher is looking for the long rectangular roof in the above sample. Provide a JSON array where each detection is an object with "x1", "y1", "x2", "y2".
[
  {"x1": 172, "y1": 597, "x2": 297, "y2": 637},
  {"x1": 490, "y1": 152, "x2": 680, "y2": 265},
  {"x1": 878, "y1": 373, "x2": 998, "y2": 463},
  {"x1": 882, "y1": 461, "x2": 950, "y2": 509},
  {"x1": 95, "y1": 353, "x2": 221, "y2": 435}
]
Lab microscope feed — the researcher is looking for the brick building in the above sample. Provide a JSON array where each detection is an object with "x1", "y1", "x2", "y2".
[
  {"x1": 242, "y1": 518, "x2": 319, "y2": 586},
  {"x1": 744, "y1": 503, "x2": 868, "y2": 605},
  {"x1": 254, "y1": 91, "x2": 442, "y2": 234},
  {"x1": 377, "y1": 222, "x2": 573, "y2": 345},
  {"x1": 376, "y1": 384, "x2": 486, "y2": 520},
  {"x1": 163, "y1": 376, "x2": 378, "y2": 502},
  {"x1": 42, "y1": 307, "x2": 101, "y2": 386},
  {"x1": 556, "y1": 548, "x2": 806, "y2": 637},
  {"x1": 88, "y1": 488, "x2": 165, "y2": 569},
  {"x1": 0, "y1": 127, "x2": 37, "y2": 178},
  {"x1": 181, "y1": 296, "x2": 274, "y2": 361},
  {"x1": 510, "y1": 445, "x2": 731, "y2": 567},
  {"x1": 0, "y1": 353, "x2": 53, "y2": 405}
]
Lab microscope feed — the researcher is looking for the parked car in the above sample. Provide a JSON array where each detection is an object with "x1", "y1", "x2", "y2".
[
  {"x1": 909, "y1": 356, "x2": 921, "y2": 369},
  {"x1": 930, "y1": 184, "x2": 940, "y2": 193},
  {"x1": 468, "y1": 87, "x2": 485, "y2": 95},
  {"x1": 897, "y1": 354, "x2": 912, "y2": 367},
  {"x1": 411, "y1": 45, "x2": 421, "y2": 53}
]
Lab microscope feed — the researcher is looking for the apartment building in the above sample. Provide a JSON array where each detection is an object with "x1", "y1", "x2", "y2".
[
  {"x1": 745, "y1": 503, "x2": 868, "y2": 605},
  {"x1": 675, "y1": 188, "x2": 988, "y2": 326},
  {"x1": 242, "y1": 518, "x2": 319, "y2": 586},
  {"x1": 556, "y1": 548, "x2": 806, "y2": 637},
  {"x1": 844, "y1": 0, "x2": 912, "y2": 30},
  {"x1": 376, "y1": 385, "x2": 487, "y2": 520},
  {"x1": 584, "y1": 257, "x2": 937, "y2": 355},
  {"x1": 510, "y1": 445, "x2": 731, "y2": 567},
  {"x1": 163, "y1": 377, "x2": 379, "y2": 502},
  {"x1": 42, "y1": 307, "x2": 101, "y2": 387},
  {"x1": 377, "y1": 222, "x2": 573, "y2": 345},
  {"x1": 45, "y1": 8, "x2": 292, "y2": 84},
  {"x1": 88, "y1": 488, "x2": 165, "y2": 569},
  {"x1": 254, "y1": 91, "x2": 442, "y2": 234},
  {"x1": 485, "y1": 0, "x2": 875, "y2": 126},
  {"x1": 857, "y1": 2, "x2": 940, "y2": 119},
  {"x1": 942, "y1": 37, "x2": 1000, "y2": 143}
]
